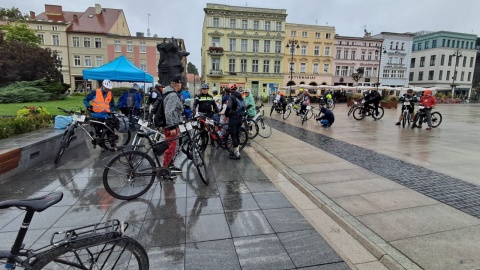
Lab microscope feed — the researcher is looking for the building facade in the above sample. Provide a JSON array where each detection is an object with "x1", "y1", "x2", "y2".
[
  {"x1": 201, "y1": 3, "x2": 287, "y2": 99},
  {"x1": 332, "y1": 34, "x2": 382, "y2": 87},
  {"x1": 371, "y1": 32, "x2": 415, "y2": 87},
  {"x1": 409, "y1": 31, "x2": 477, "y2": 97},
  {"x1": 284, "y1": 23, "x2": 335, "y2": 95}
]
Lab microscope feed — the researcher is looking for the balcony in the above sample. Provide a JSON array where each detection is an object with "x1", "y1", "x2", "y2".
[
  {"x1": 207, "y1": 46, "x2": 224, "y2": 55},
  {"x1": 207, "y1": 69, "x2": 223, "y2": 77}
]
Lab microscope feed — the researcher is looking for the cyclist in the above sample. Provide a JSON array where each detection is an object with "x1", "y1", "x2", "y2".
[
  {"x1": 83, "y1": 79, "x2": 116, "y2": 141},
  {"x1": 163, "y1": 75, "x2": 185, "y2": 171},
  {"x1": 417, "y1": 89, "x2": 437, "y2": 130},
  {"x1": 244, "y1": 89, "x2": 256, "y2": 119},
  {"x1": 224, "y1": 84, "x2": 244, "y2": 160},
  {"x1": 297, "y1": 89, "x2": 310, "y2": 115},
  {"x1": 193, "y1": 83, "x2": 218, "y2": 118},
  {"x1": 324, "y1": 90, "x2": 333, "y2": 104},
  {"x1": 395, "y1": 89, "x2": 418, "y2": 125},
  {"x1": 363, "y1": 89, "x2": 381, "y2": 116}
]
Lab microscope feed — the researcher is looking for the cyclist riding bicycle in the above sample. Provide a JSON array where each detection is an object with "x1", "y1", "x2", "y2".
[
  {"x1": 363, "y1": 89, "x2": 381, "y2": 116},
  {"x1": 297, "y1": 89, "x2": 310, "y2": 115},
  {"x1": 395, "y1": 89, "x2": 418, "y2": 125}
]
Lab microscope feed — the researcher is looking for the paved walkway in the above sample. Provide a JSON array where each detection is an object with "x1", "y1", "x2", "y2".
[{"x1": 248, "y1": 103, "x2": 480, "y2": 270}]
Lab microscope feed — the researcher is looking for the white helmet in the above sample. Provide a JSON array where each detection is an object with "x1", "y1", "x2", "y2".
[{"x1": 102, "y1": 79, "x2": 113, "y2": 89}]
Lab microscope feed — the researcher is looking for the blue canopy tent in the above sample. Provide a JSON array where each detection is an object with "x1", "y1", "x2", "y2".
[{"x1": 82, "y1": 55, "x2": 154, "y2": 83}]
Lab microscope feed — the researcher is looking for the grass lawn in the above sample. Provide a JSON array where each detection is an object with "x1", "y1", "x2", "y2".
[{"x1": 0, "y1": 96, "x2": 86, "y2": 116}]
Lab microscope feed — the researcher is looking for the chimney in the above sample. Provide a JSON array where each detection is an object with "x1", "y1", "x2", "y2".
[
  {"x1": 30, "y1": 11, "x2": 35, "y2": 20},
  {"x1": 45, "y1": 4, "x2": 62, "y2": 15},
  {"x1": 95, "y1": 4, "x2": 102, "y2": 15},
  {"x1": 73, "y1": 14, "x2": 78, "y2": 21},
  {"x1": 136, "y1": 32, "x2": 144, "y2": 37}
]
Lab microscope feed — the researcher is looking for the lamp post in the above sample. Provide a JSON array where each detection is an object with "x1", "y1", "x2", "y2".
[
  {"x1": 375, "y1": 46, "x2": 386, "y2": 90},
  {"x1": 286, "y1": 39, "x2": 299, "y2": 98},
  {"x1": 451, "y1": 49, "x2": 462, "y2": 98}
]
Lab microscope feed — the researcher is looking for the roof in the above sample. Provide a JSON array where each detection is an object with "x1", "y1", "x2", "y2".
[
  {"x1": 67, "y1": 7, "x2": 122, "y2": 34},
  {"x1": 34, "y1": 11, "x2": 83, "y2": 23},
  {"x1": 83, "y1": 55, "x2": 154, "y2": 82}
]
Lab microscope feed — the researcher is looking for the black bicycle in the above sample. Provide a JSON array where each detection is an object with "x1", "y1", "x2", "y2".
[
  {"x1": 411, "y1": 104, "x2": 442, "y2": 129},
  {"x1": 0, "y1": 192, "x2": 149, "y2": 269},
  {"x1": 352, "y1": 102, "x2": 385, "y2": 121},
  {"x1": 103, "y1": 121, "x2": 209, "y2": 200}
]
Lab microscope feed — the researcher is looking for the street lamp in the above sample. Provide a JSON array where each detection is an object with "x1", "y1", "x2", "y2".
[
  {"x1": 451, "y1": 49, "x2": 462, "y2": 98},
  {"x1": 375, "y1": 46, "x2": 386, "y2": 90},
  {"x1": 286, "y1": 39, "x2": 299, "y2": 98}
]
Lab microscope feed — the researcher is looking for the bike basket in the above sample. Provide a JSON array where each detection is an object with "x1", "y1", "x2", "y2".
[
  {"x1": 153, "y1": 141, "x2": 169, "y2": 156},
  {"x1": 72, "y1": 114, "x2": 86, "y2": 123},
  {"x1": 49, "y1": 219, "x2": 128, "y2": 246},
  {"x1": 179, "y1": 122, "x2": 193, "y2": 133}
]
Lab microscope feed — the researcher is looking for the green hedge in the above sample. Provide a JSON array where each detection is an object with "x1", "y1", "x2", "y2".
[
  {"x1": 0, "y1": 115, "x2": 52, "y2": 140},
  {"x1": 0, "y1": 87, "x2": 52, "y2": 103},
  {"x1": 111, "y1": 87, "x2": 130, "y2": 97}
]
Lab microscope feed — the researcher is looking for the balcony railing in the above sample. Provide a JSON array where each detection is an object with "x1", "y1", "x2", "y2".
[
  {"x1": 207, "y1": 46, "x2": 224, "y2": 55},
  {"x1": 207, "y1": 69, "x2": 223, "y2": 77}
]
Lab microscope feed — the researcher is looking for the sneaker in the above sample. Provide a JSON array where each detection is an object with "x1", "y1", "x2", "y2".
[
  {"x1": 229, "y1": 152, "x2": 240, "y2": 160},
  {"x1": 395, "y1": 122, "x2": 401, "y2": 125},
  {"x1": 235, "y1": 151, "x2": 241, "y2": 158},
  {"x1": 426, "y1": 127, "x2": 432, "y2": 130}
]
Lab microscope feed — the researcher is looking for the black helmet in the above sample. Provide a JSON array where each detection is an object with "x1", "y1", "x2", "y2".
[{"x1": 407, "y1": 89, "x2": 413, "y2": 93}]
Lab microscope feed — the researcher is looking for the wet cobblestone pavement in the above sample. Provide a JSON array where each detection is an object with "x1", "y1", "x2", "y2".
[
  {"x1": 268, "y1": 117, "x2": 480, "y2": 219},
  {"x1": 0, "y1": 142, "x2": 350, "y2": 269}
]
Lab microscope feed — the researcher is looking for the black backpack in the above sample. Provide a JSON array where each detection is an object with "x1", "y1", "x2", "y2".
[{"x1": 153, "y1": 91, "x2": 175, "y2": 127}]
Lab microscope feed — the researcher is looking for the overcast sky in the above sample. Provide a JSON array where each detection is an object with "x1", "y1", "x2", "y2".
[{"x1": 5, "y1": 0, "x2": 480, "y2": 73}]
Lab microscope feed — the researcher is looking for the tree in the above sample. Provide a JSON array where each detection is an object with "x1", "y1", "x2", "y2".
[
  {"x1": 0, "y1": 22, "x2": 41, "y2": 45},
  {"x1": 0, "y1": 7, "x2": 29, "y2": 20},
  {"x1": 351, "y1": 67, "x2": 365, "y2": 85},
  {"x1": 187, "y1": 62, "x2": 199, "y2": 75}
]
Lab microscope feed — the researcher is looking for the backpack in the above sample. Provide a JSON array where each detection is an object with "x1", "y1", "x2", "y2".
[
  {"x1": 228, "y1": 95, "x2": 246, "y2": 117},
  {"x1": 153, "y1": 91, "x2": 175, "y2": 127},
  {"x1": 126, "y1": 92, "x2": 135, "y2": 108}
]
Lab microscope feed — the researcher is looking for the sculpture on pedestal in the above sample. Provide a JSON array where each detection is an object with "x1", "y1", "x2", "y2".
[{"x1": 157, "y1": 37, "x2": 190, "y2": 87}]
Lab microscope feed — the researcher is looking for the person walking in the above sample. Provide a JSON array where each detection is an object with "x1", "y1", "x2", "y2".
[{"x1": 224, "y1": 84, "x2": 245, "y2": 160}]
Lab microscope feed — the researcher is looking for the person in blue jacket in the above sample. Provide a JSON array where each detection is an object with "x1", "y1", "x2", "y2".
[
  {"x1": 118, "y1": 83, "x2": 143, "y2": 128},
  {"x1": 316, "y1": 107, "x2": 335, "y2": 127}
]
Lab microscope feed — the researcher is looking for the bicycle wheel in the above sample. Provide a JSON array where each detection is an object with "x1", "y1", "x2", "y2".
[
  {"x1": 248, "y1": 121, "x2": 259, "y2": 140},
  {"x1": 327, "y1": 101, "x2": 335, "y2": 111},
  {"x1": 306, "y1": 109, "x2": 314, "y2": 120},
  {"x1": 347, "y1": 106, "x2": 355, "y2": 117},
  {"x1": 54, "y1": 127, "x2": 74, "y2": 164},
  {"x1": 99, "y1": 129, "x2": 131, "y2": 151},
  {"x1": 431, "y1": 112, "x2": 442, "y2": 128},
  {"x1": 191, "y1": 130, "x2": 209, "y2": 152},
  {"x1": 373, "y1": 107, "x2": 384, "y2": 120},
  {"x1": 283, "y1": 107, "x2": 291, "y2": 120},
  {"x1": 402, "y1": 111, "x2": 407, "y2": 128},
  {"x1": 226, "y1": 127, "x2": 248, "y2": 153},
  {"x1": 31, "y1": 234, "x2": 149, "y2": 269},
  {"x1": 103, "y1": 150, "x2": 156, "y2": 200},
  {"x1": 257, "y1": 117, "x2": 272, "y2": 138},
  {"x1": 412, "y1": 113, "x2": 420, "y2": 129},
  {"x1": 190, "y1": 141, "x2": 209, "y2": 185},
  {"x1": 352, "y1": 107, "x2": 366, "y2": 120}
]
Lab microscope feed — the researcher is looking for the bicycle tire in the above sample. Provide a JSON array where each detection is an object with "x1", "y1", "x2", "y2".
[
  {"x1": 248, "y1": 120, "x2": 259, "y2": 140},
  {"x1": 226, "y1": 127, "x2": 248, "y2": 153},
  {"x1": 431, "y1": 112, "x2": 442, "y2": 128},
  {"x1": 353, "y1": 107, "x2": 366, "y2": 120},
  {"x1": 283, "y1": 108, "x2": 291, "y2": 120},
  {"x1": 190, "y1": 141, "x2": 209, "y2": 185},
  {"x1": 103, "y1": 150, "x2": 156, "y2": 200},
  {"x1": 373, "y1": 107, "x2": 384, "y2": 120},
  {"x1": 30, "y1": 233, "x2": 149, "y2": 270},
  {"x1": 99, "y1": 128, "x2": 131, "y2": 151},
  {"x1": 180, "y1": 136, "x2": 194, "y2": 160},
  {"x1": 347, "y1": 106, "x2": 355, "y2": 117},
  {"x1": 54, "y1": 127, "x2": 74, "y2": 164},
  {"x1": 327, "y1": 101, "x2": 335, "y2": 111},
  {"x1": 402, "y1": 111, "x2": 407, "y2": 128},
  {"x1": 412, "y1": 113, "x2": 420, "y2": 129},
  {"x1": 306, "y1": 109, "x2": 314, "y2": 120},
  {"x1": 257, "y1": 117, "x2": 272, "y2": 138},
  {"x1": 191, "y1": 130, "x2": 209, "y2": 152}
]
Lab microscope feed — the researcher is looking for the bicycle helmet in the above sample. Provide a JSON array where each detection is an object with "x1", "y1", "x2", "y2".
[
  {"x1": 407, "y1": 89, "x2": 413, "y2": 93},
  {"x1": 102, "y1": 79, "x2": 113, "y2": 89},
  {"x1": 201, "y1": 83, "x2": 209, "y2": 89},
  {"x1": 245, "y1": 89, "x2": 251, "y2": 93},
  {"x1": 279, "y1": 92, "x2": 284, "y2": 96}
]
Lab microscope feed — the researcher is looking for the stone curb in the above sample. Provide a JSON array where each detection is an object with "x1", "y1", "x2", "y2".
[{"x1": 249, "y1": 140, "x2": 422, "y2": 270}]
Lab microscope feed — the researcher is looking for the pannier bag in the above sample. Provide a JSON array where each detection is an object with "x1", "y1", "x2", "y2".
[{"x1": 54, "y1": 115, "x2": 73, "y2": 129}]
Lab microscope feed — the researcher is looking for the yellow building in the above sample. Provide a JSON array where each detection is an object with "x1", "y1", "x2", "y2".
[
  {"x1": 284, "y1": 23, "x2": 335, "y2": 96},
  {"x1": 201, "y1": 3, "x2": 287, "y2": 100}
]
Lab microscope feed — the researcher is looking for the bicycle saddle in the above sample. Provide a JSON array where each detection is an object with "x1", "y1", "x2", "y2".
[
  {"x1": 137, "y1": 131, "x2": 156, "y2": 138},
  {"x1": 0, "y1": 191, "x2": 63, "y2": 212}
]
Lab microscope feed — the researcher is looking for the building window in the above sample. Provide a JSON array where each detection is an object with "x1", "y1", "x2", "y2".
[
  {"x1": 326, "y1": 33, "x2": 331, "y2": 39},
  {"x1": 212, "y1": 37, "x2": 220, "y2": 47},
  {"x1": 461, "y1": 71, "x2": 465, "y2": 81},
  {"x1": 313, "y1": 63, "x2": 319, "y2": 74},
  {"x1": 425, "y1": 41, "x2": 429, "y2": 49},
  {"x1": 364, "y1": 67, "x2": 372, "y2": 77},
  {"x1": 430, "y1": 55, "x2": 436, "y2": 66},
  {"x1": 432, "y1": 40, "x2": 437, "y2": 48},
  {"x1": 315, "y1": 32, "x2": 320, "y2": 38},
  {"x1": 213, "y1": 18, "x2": 219, "y2": 27},
  {"x1": 468, "y1": 72, "x2": 472, "y2": 81},
  {"x1": 324, "y1": 64, "x2": 329, "y2": 74},
  {"x1": 291, "y1": 63, "x2": 296, "y2": 73},
  {"x1": 418, "y1": 71, "x2": 423, "y2": 81},
  {"x1": 74, "y1": 55, "x2": 81, "y2": 66},
  {"x1": 95, "y1": 55, "x2": 103, "y2": 66},
  {"x1": 253, "y1": 40, "x2": 259, "y2": 52},
  {"x1": 212, "y1": 58, "x2": 220, "y2": 70},
  {"x1": 275, "y1": 41, "x2": 281, "y2": 53},
  {"x1": 440, "y1": 55, "x2": 445, "y2": 65},
  {"x1": 470, "y1": 57, "x2": 474, "y2": 67},
  {"x1": 140, "y1": 41, "x2": 146, "y2": 53},
  {"x1": 361, "y1": 51, "x2": 366, "y2": 60},
  {"x1": 335, "y1": 66, "x2": 340, "y2": 76},
  {"x1": 401, "y1": 42, "x2": 405, "y2": 50},
  {"x1": 140, "y1": 60, "x2": 147, "y2": 71},
  {"x1": 274, "y1": 60, "x2": 281, "y2": 73},
  {"x1": 409, "y1": 72, "x2": 414, "y2": 81},
  {"x1": 264, "y1": 40, "x2": 270, "y2": 53},
  {"x1": 324, "y1": 46, "x2": 330, "y2": 56},
  {"x1": 229, "y1": 59, "x2": 236, "y2": 72},
  {"x1": 229, "y1": 38, "x2": 236, "y2": 51},
  {"x1": 439, "y1": 70, "x2": 443, "y2": 80},
  {"x1": 302, "y1": 31, "x2": 307, "y2": 37},
  {"x1": 52, "y1": 35, "x2": 59, "y2": 46},
  {"x1": 383, "y1": 69, "x2": 390, "y2": 78},
  {"x1": 336, "y1": 50, "x2": 341, "y2": 59},
  {"x1": 447, "y1": 39, "x2": 450, "y2": 47},
  {"x1": 242, "y1": 19, "x2": 248, "y2": 29},
  {"x1": 95, "y1": 38, "x2": 102, "y2": 48},
  {"x1": 83, "y1": 37, "x2": 90, "y2": 48},
  {"x1": 351, "y1": 50, "x2": 356, "y2": 60},
  {"x1": 367, "y1": 51, "x2": 372, "y2": 60},
  {"x1": 291, "y1": 30, "x2": 297, "y2": 36},
  {"x1": 241, "y1": 39, "x2": 247, "y2": 52},
  {"x1": 446, "y1": 70, "x2": 450, "y2": 80},
  {"x1": 72, "y1": 36, "x2": 80, "y2": 47},
  {"x1": 341, "y1": 66, "x2": 349, "y2": 76},
  {"x1": 230, "y1": 19, "x2": 236, "y2": 29},
  {"x1": 127, "y1": 41, "x2": 133, "y2": 52},
  {"x1": 301, "y1": 45, "x2": 307, "y2": 55},
  {"x1": 419, "y1": 57, "x2": 425, "y2": 67},
  {"x1": 343, "y1": 50, "x2": 348, "y2": 59},
  {"x1": 390, "y1": 41, "x2": 393, "y2": 50},
  {"x1": 428, "y1": 70, "x2": 434, "y2": 80},
  {"x1": 241, "y1": 59, "x2": 247, "y2": 72},
  {"x1": 36, "y1": 25, "x2": 43, "y2": 30},
  {"x1": 276, "y1": 21, "x2": 282, "y2": 31},
  {"x1": 442, "y1": 39, "x2": 446, "y2": 47},
  {"x1": 84, "y1": 56, "x2": 92, "y2": 67},
  {"x1": 448, "y1": 55, "x2": 452, "y2": 66},
  {"x1": 252, "y1": 59, "x2": 259, "y2": 73},
  {"x1": 253, "y1": 20, "x2": 259, "y2": 30},
  {"x1": 462, "y1": 56, "x2": 467, "y2": 67},
  {"x1": 263, "y1": 60, "x2": 270, "y2": 73},
  {"x1": 114, "y1": 40, "x2": 121, "y2": 52},
  {"x1": 265, "y1": 21, "x2": 271, "y2": 31},
  {"x1": 300, "y1": 63, "x2": 306, "y2": 73},
  {"x1": 37, "y1": 34, "x2": 44, "y2": 45}
]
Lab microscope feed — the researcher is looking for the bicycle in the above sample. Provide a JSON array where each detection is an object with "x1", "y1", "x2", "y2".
[
  {"x1": 352, "y1": 102, "x2": 385, "y2": 121},
  {"x1": 103, "y1": 121, "x2": 209, "y2": 200},
  {"x1": 347, "y1": 100, "x2": 361, "y2": 117},
  {"x1": 0, "y1": 191, "x2": 149, "y2": 269},
  {"x1": 318, "y1": 97, "x2": 335, "y2": 111},
  {"x1": 400, "y1": 100, "x2": 415, "y2": 128},
  {"x1": 300, "y1": 105, "x2": 314, "y2": 125},
  {"x1": 244, "y1": 105, "x2": 272, "y2": 139},
  {"x1": 411, "y1": 104, "x2": 442, "y2": 129},
  {"x1": 54, "y1": 107, "x2": 131, "y2": 164}
]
